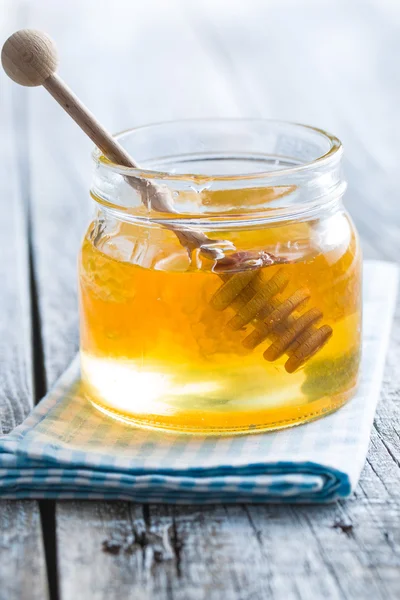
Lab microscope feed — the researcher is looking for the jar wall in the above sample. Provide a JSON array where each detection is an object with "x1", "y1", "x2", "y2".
[{"x1": 79, "y1": 197, "x2": 362, "y2": 433}]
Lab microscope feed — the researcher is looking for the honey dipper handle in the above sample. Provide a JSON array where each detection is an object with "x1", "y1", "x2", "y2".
[
  {"x1": 1, "y1": 29, "x2": 176, "y2": 213},
  {"x1": 1, "y1": 29, "x2": 234, "y2": 259},
  {"x1": 43, "y1": 73, "x2": 137, "y2": 168},
  {"x1": 1, "y1": 29, "x2": 136, "y2": 169}
]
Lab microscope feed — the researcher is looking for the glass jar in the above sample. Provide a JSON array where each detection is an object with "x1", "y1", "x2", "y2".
[{"x1": 79, "y1": 119, "x2": 362, "y2": 434}]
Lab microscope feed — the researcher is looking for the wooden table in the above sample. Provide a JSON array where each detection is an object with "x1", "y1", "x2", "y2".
[{"x1": 1, "y1": 1, "x2": 400, "y2": 598}]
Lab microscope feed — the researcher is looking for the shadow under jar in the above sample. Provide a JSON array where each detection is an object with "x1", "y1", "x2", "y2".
[{"x1": 79, "y1": 119, "x2": 362, "y2": 434}]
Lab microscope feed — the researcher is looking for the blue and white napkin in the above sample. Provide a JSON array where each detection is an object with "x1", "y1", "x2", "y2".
[{"x1": 0, "y1": 261, "x2": 397, "y2": 503}]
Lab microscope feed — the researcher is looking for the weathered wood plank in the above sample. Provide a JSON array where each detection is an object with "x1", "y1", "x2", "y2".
[
  {"x1": 0, "y1": 501, "x2": 48, "y2": 600},
  {"x1": 26, "y1": 2, "x2": 261, "y2": 600},
  {"x1": 0, "y1": 5, "x2": 48, "y2": 599},
  {"x1": 24, "y1": 0, "x2": 400, "y2": 599},
  {"x1": 55, "y1": 503, "x2": 179, "y2": 600},
  {"x1": 26, "y1": 0, "x2": 242, "y2": 384},
  {"x1": 185, "y1": 2, "x2": 400, "y2": 598},
  {"x1": 182, "y1": 2, "x2": 400, "y2": 598}
]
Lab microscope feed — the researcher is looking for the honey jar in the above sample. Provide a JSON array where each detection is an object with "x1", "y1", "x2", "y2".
[{"x1": 79, "y1": 119, "x2": 362, "y2": 434}]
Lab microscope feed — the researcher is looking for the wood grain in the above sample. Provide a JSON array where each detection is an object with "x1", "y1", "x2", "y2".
[
  {"x1": 0, "y1": 6, "x2": 48, "y2": 599},
  {"x1": 1, "y1": 0, "x2": 399, "y2": 599}
]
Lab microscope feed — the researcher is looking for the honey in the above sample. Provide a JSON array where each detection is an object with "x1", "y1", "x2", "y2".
[{"x1": 79, "y1": 204, "x2": 362, "y2": 434}]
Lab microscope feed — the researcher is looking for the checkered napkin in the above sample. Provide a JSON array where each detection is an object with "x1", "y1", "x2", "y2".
[{"x1": 0, "y1": 261, "x2": 398, "y2": 503}]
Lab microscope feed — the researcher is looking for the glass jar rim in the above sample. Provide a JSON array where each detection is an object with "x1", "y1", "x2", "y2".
[{"x1": 92, "y1": 118, "x2": 343, "y2": 181}]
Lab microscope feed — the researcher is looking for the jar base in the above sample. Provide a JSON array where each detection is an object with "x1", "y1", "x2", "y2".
[{"x1": 88, "y1": 388, "x2": 356, "y2": 436}]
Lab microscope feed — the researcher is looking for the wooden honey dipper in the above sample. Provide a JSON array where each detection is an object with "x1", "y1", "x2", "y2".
[
  {"x1": 1, "y1": 29, "x2": 232, "y2": 261},
  {"x1": 211, "y1": 253, "x2": 333, "y2": 373},
  {"x1": 2, "y1": 29, "x2": 333, "y2": 373}
]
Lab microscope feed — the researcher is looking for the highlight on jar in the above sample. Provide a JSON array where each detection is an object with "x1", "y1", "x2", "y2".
[{"x1": 79, "y1": 119, "x2": 362, "y2": 434}]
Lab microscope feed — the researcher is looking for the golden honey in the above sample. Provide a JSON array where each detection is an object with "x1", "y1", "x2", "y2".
[{"x1": 79, "y1": 198, "x2": 362, "y2": 433}]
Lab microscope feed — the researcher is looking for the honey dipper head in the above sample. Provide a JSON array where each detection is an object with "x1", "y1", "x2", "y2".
[{"x1": 1, "y1": 29, "x2": 58, "y2": 86}]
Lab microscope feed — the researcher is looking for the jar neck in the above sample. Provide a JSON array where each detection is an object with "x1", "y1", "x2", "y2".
[
  {"x1": 90, "y1": 119, "x2": 345, "y2": 228},
  {"x1": 91, "y1": 187, "x2": 346, "y2": 236}
]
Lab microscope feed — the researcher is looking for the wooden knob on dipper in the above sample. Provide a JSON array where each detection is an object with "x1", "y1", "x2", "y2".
[
  {"x1": 1, "y1": 28, "x2": 137, "y2": 169},
  {"x1": 1, "y1": 29, "x2": 58, "y2": 87},
  {"x1": 0, "y1": 28, "x2": 227, "y2": 255}
]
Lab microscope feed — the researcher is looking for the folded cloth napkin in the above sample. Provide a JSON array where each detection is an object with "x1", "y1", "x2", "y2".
[{"x1": 0, "y1": 261, "x2": 398, "y2": 504}]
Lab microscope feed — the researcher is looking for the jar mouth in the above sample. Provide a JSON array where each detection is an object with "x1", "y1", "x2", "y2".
[
  {"x1": 91, "y1": 119, "x2": 345, "y2": 225},
  {"x1": 92, "y1": 118, "x2": 342, "y2": 181}
]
